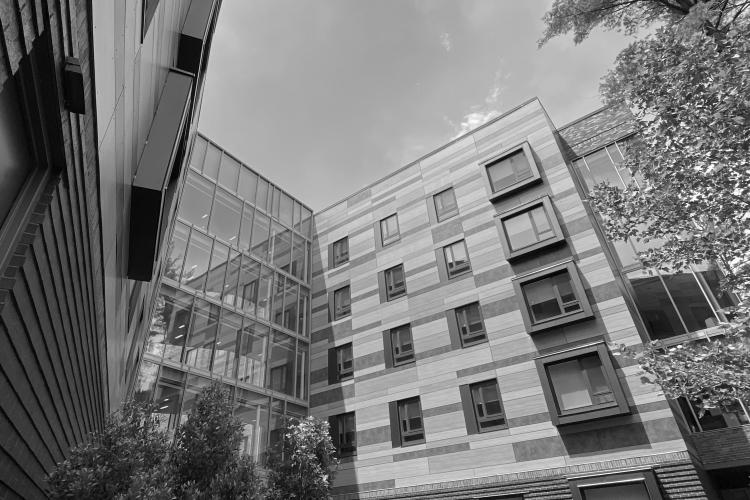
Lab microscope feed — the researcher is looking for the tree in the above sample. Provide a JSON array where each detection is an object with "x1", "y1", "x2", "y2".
[
  {"x1": 266, "y1": 416, "x2": 339, "y2": 500},
  {"x1": 540, "y1": 0, "x2": 750, "y2": 413},
  {"x1": 540, "y1": 0, "x2": 750, "y2": 46}
]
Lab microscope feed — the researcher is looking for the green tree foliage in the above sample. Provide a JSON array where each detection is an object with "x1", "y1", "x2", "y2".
[
  {"x1": 266, "y1": 416, "x2": 339, "y2": 500},
  {"x1": 540, "y1": 0, "x2": 750, "y2": 45}
]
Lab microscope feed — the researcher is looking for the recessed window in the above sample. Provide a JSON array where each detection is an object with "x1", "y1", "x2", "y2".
[
  {"x1": 331, "y1": 237, "x2": 349, "y2": 268},
  {"x1": 497, "y1": 196, "x2": 564, "y2": 259},
  {"x1": 513, "y1": 261, "x2": 593, "y2": 333},
  {"x1": 336, "y1": 343, "x2": 353, "y2": 380},
  {"x1": 569, "y1": 471, "x2": 663, "y2": 500},
  {"x1": 433, "y1": 188, "x2": 458, "y2": 222},
  {"x1": 459, "y1": 379, "x2": 507, "y2": 434},
  {"x1": 380, "y1": 214, "x2": 400, "y2": 246},
  {"x1": 455, "y1": 302, "x2": 486, "y2": 346},
  {"x1": 481, "y1": 142, "x2": 541, "y2": 200},
  {"x1": 384, "y1": 264, "x2": 407, "y2": 301},
  {"x1": 390, "y1": 324, "x2": 414, "y2": 366},
  {"x1": 536, "y1": 343, "x2": 629, "y2": 425},
  {"x1": 389, "y1": 397, "x2": 425, "y2": 446},
  {"x1": 329, "y1": 412, "x2": 357, "y2": 457},
  {"x1": 443, "y1": 240, "x2": 471, "y2": 278},
  {"x1": 333, "y1": 285, "x2": 351, "y2": 320}
]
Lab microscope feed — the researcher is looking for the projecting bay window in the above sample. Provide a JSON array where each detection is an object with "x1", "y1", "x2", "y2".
[
  {"x1": 460, "y1": 379, "x2": 507, "y2": 434},
  {"x1": 389, "y1": 397, "x2": 425, "y2": 447},
  {"x1": 568, "y1": 471, "x2": 663, "y2": 500},
  {"x1": 329, "y1": 412, "x2": 357, "y2": 457},
  {"x1": 443, "y1": 240, "x2": 471, "y2": 278},
  {"x1": 513, "y1": 261, "x2": 593, "y2": 333},
  {"x1": 496, "y1": 196, "x2": 564, "y2": 259},
  {"x1": 481, "y1": 142, "x2": 541, "y2": 200},
  {"x1": 536, "y1": 343, "x2": 629, "y2": 425}
]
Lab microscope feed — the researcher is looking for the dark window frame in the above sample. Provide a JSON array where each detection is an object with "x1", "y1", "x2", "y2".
[
  {"x1": 496, "y1": 196, "x2": 565, "y2": 260},
  {"x1": 451, "y1": 302, "x2": 487, "y2": 347},
  {"x1": 330, "y1": 236, "x2": 349, "y2": 268},
  {"x1": 389, "y1": 397, "x2": 425, "y2": 447},
  {"x1": 335, "y1": 343, "x2": 354, "y2": 381},
  {"x1": 459, "y1": 379, "x2": 508, "y2": 434},
  {"x1": 329, "y1": 412, "x2": 357, "y2": 457},
  {"x1": 535, "y1": 342, "x2": 629, "y2": 426},
  {"x1": 512, "y1": 260, "x2": 594, "y2": 333},
  {"x1": 433, "y1": 188, "x2": 459, "y2": 222},
  {"x1": 379, "y1": 213, "x2": 401, "y2": 247},
  {"x1": 443, "y1": 239, "x2": 472, "y2": 279},
  {"x1": 383, "y1": 264, "x2": 407, "y2": 301},
  {"x1": 568, "y1": 470, "x2": 662, "y2": 500},
  {"x1": 332, "y1": 285, "x2": 351, "y2": 320},
  {"x1": 480, "y1": 141, "x2": 541, "y2": 201},
  {"x1": 389, "y1": 324, "x2": 415, "y2": 366}
]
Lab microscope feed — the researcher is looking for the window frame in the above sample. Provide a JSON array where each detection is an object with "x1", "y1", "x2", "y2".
[
  {"x1": 329, "y1": 411, "x2": 357, "y2": 457},
  {"x1": 330, "y1": 236, "x2": 349, "y2": 268},
  {"x1": 496, "y1": 196, "x2": 565, "y2": 260},
  {"x1": 568, "y1": 470, "x2": 662, "y2": 500},
  {"x1": 512, "y1": 260, "x2": 593, "y2": 333},
  {"x1": 535, "y1": 342, "x2": 629, "y2": 426},
  {"x1": 383, "y1": 264, "x2": 407, "y2": 301},
  {"x1": 443, "y1": 239, "x2": 472, "y2": 279},
  {"x1": 389, "y1": 324, "x2": 415, "y2": 366},
  {"x1": 433, "y1": 188, "x2": 459, "y2": 222},
  {"x1": 453, "y1": 302, "x2": 487, "y2": 347},
  {"x1": 335, "y1": 343, "x2": 354, "y2": 381},
  {"x1": 389, "y1": 397, "x2": 425, "y2": 447},
  {"x1": 460, "y1": 379, "x2": 508, "y2": 434},
  {"x1": 332, "y1": 285, "x2": 351, "y2": 320},
  {"x1": 480, "y1": 141, "x2": 542, "y2": 201},
  {"x1": 379, "y1": 213, "x2": 401, "y2": 247}
]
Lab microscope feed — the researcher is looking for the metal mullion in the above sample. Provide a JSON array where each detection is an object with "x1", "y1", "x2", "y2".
[
  {"x1": 655, "y1": 271, "x2": 690, "y2": 335},
  {"x1": 577, "y1": 357, "x2": 599, "y2": 405},
  {"x1": 689, "y1": 264, "x2": 725, "y2": 327},
  {"x1": 603, "y1": 146, "x2": 628, "y2": 188}
]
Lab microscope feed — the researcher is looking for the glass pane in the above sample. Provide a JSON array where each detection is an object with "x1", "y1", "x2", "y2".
[
  {"x1": 218, "y1": 154, "x2": 240, "y2": 191},
  {"x1": 661, "y1": 271, "x2": 718, "y2": 332},
  {"x1": 447, "y1": 241, "x2": 469, "y2": 268},
  {"x1": 256, "y1": 177, "x2": 269, "y2": 211},
  {"x1": 297, "y1": 288, "x2": 309, "y2": 336},
  {"x1": 487, "y1": 150, "x2": 532, "y2": 192},
  {"x1": 153, "y1": 367, "x2": 185, "y2": 430},
  {"x1": 267, "y1": 331, "x2": 295, "y2": 396},
  {"x1": 582, "y1": 482, "x2": 650, "y2": 500},
  {"x1": 239, "y1": 204, "x2": 254, "y2": 253},
  {"x1": 381, "y1": 215, "x2": 399, "y2": 242},
  {"x1": 223, "y1": 249, "x2": 242, "y2": 307},
  {"x1": 627, "y1": 269, "x2": 686, "y2": 339},
  {"x1": 257, "y1": 266, "x2": 273, "y2": 321},
  {"x1": 284, "y1": 281, "x2": 299, "y2": 331},
  {"x1": 272, "y1": 223, "x2": 292, "y2": 272},
  {"x1": 184, "y1": 299, "x2": 219, "y2": 371},
  {"x1": 583, "y1": 148, "x2": 622, "y2": 188},
  {"x1": 189, "y1": 135, "x2": 208, "y2": 171},
  {"x1": 202, "y1": 144, "x2": 221, "y2": 180},
  {"x1": 152, "y1": 286, "x2": 194, "y2": 360},
  {"x1": 300, "y1": 207, "x2": 313, "y2": 239},
  {"x1": 165, "y1": 222, "x2": 190, "y2": 281},
  {"x1": 524, "y1": 275, "x2": 563, "y2": 322},
  {"x1": 235, "y1": 389, "x2": 266, "y2": 458},
  {"x1": 697, "y1": 268, "x2": 736, "y2": 309},
  {"x1": 213, "y1": 311, "x2": 242, "y2": 378},
  {"x1": 530, "y1": 206, "x2": 554, "y2": 239},
  {"x1": 271, "y1": 186, "x2": 280, "y2": 219},
  {"x1": 179, "y1": 172, "x2": 214, "y2": 230},
  {"x1": 548, "y1": 359, "x2": 593, "y2": 411},
  {"x1": 291, "y1": 234, "x2": 306, "y2": 280},
  {"x1": 269, "y1": 410, "x2": 285, "y2": 451},
  {"x1": 580, "y1": 355, "x2": 614, "y2": 405},
  {"x1": 554, "y1": 273, "x2": 578, "y2": 306},
  {"x1": 251, "y1": 211, "x2": 271, "y2": 261},
  {"x1": 279, "y1": 192, "x2": 294, "y2": 227},
  {"x1": 435, "y1": 189, "x2": 458, "y2": 220},
  {"x1": 181, "y1": 231, "x2": 213, "y2": 293},
  {"x1": 0, "y1": 77, "x2": 33, "y2": 228},
  {"x1": 293, "y1": 202, "x2": 302, "y2": 232},
  {"x1": 504, "y1": 211, "x2": 537, "y2": 250},
  {"x1": 209, "y1": 188, "x2": 242, "y2": 244},
  {"x1": 179, "y1": 374, "x2": 212, "y2": 425},
  {"x1": 271, "y1": 274, "x2": 285, "y2": 327},
  {"x1": 238, "y1": 321, "x2": 269, "y2": 387},
  {"x1": 238, "y1": 168, "x2": 258, "y2": 203},
  {"x1": 133, "y1": 360, "x2": 159, "y2": 403},
  {"x1": 204, "y1": 241, "x2": 229, "y2": 299},
  {"x1": 238, "y1": 256, "x2": 261, "y2": 314},
  {"x1": 296, "y1": 342, "x2": 308, "y2": 400},
  {"x1": 574, "y1": 158, "x2": 596, "y2": 192}
]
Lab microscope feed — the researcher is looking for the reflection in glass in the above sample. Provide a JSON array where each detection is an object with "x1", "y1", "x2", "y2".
[
  {"x1": 189, "y1": 135, "x2": 208, "y2": 170},
  {"x1": 548, "y1": 355, "x2": 614, "y2": 411},
  {"x1": 150, "y1": 286, "x2": 194, "y2": 360},
  {"x1": 296, "y1": 342, "x2": 308, "y2": 400},
  {"x1": 291, "y1": 234, "x2": 306, "y2": 281},
  {"x1": 204, "y1": 241, "x2": 229, "y2": 299},
  {"x1": 272, "y1": 223, "x2": 292, "y2": 272},
  {"x1": 238, "y1": 168, "x2": 258, "y2": 203},
  {"x1": 697, "y1": 267, "x2": 737, "y2": 311},
  {"x1": 661, "y1": 271, "x2": 717, "y2": 331},
  {"x1": 523, "y1": 272, "x2": 581, "y2": 323},
  {"x1": 582, "y1": 482, "x2": 649, "y2": 500},
  {"x1": 284, "y1": 281, "x2": 298, "y2": 332},
  {"x1": 165, "y1": 222, "x2": 189, "y2": 281},
  {"x1": 269, "y1": 410, "x2": 285, "y2": 451},
  {"x1": 486, "y1": 149, "x2": 533, "y2": 193},
  {"x1": 223, "y1": 250, "x2": 241, "y2": 307},
  {"x1": 272, "y1": 274, "x2": 285, "y2": 328},
  {"x1": 267, "y1": 331, "x2": 295, "y2": 396},
  {"x1": 235, "y1": 389, "x2": 269, "y2": 459},
  {"x1": 279, "y1": 192, "x2": 294, "y2": 227},
  {"x1": 627, "y1": 269, "x2": 686, "y2": 339},
  {"x1": 179, "y1": 173, "x2": 214, "y2": 230},
  {"x1": 184, "y1": 299, "x2": 219, "y2": 371},
  {"x1": 239, "y1": 204, "x2": 254, "y2": 252},
  {"x1": 133, "y1": 360, "x2": 159, "y2": 402},
  {"x1": 300, "y1": 207, "x2": 312, "y2": 238},
  {"x1": 238, "y1": 321, "x2": 269, "y2": 387},
  {"x1": 256, "y1": 178, "x2": 269, "y2": 212},
  {"x1": 218, "y1": 153, "x2": 240, "y2": 191},
  {"x1": 153, "y1": 367, "x2": 185, "y2": 430},
  {"x1": 213, "y1": 311, "x2": 242, "y2": 378},
  {"x1": 238, "y1": 257, "x2": 260, "y2": 315},
  {"x1": 251, "y1": 211, "x2": 271, "y2": 261},
  {"x1": 271, "y1": 187, "x2": 280, "y2": 219},
  {"x1": 209, "y1": 188, "x2": 241, "y2": 244},
  {"x1": 179, "y1": 374, "x2": 211, "y2": 425},
  {"x1": 203, "y1": 144, "x2": 221, "y2": 180},
  {"x1": 181, "y1": 231, "x2": 212, "y2": 292},
  {"x1": 297, "y1": 288, "x2": 309, "y2": 336},
  {"x1": 504, "y1": 205, "x2": 554, "y2": 251},
  {"x1": 257, "y1": 267, "x2": 273, "y2": 321}
]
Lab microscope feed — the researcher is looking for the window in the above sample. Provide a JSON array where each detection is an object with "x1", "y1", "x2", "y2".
[
  {"x1": 454, "y1": 303, "x2": 486, "y2": 346},
  {"x1": 482, "y1": 142, "x2": 541, "y2": 199},
  {"x1": 332, "y1": 285, "x2": 351, "y2": 320},
  {"x1": 382, "y1": 264, "x2": 406, "y2": 301},
  {"x1": 329, "y1": 412, "x2": 357, "y2": 457},
  {"x1": 678, "y1": 397, "x2": 750, "y2": 432},
  {"x1": 328, "y1": 343, "x2": 353, "y2": 383},
  {"x1": 460, "y1": 380, "x2": 507, "y2": 433},
  {"x1": 331, "y1": 237, "x2": 349, "y2": 268},
  {"x1": 179, "y1": 172, "x2": 214, "y2": 230},
  {"x1": 569, "y1": 471, "x2": 662, "y2": 500},
  {"x1": 536, "y1": 343, "x2": 629, "y2": 425},
  {"x1": 513, "y1": 261, "x2": 593, "y2": 333},
  {"x1": 387, "y1": 324, "x2": 414, "y2": 366},
  {"x1": 443, "y1": 240, "x2": 471, "y2": 278},
  {"x1": 433, "y1": 188, "x2": 458, "y2": 221},
  {"x1": 380, "y1": 214, "x2": 400, "y2": 246},
  {"x1": 497, "y1": 196, "x2": 564, "y2": 259},
  {"x1": 389, "y1": 397, "x2": 425, "y2": 446}
]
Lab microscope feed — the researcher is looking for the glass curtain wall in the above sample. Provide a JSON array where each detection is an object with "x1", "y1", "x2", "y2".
[
  {"x1": 137, "y1": 134, "x2": 313, "y2": 461},
  {"x1": 572, "y1": 141, "x2": 737, "y2": 340}
]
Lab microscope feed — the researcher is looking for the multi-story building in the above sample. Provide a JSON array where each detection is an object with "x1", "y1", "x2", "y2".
[
  {"x1": 135, "y1": 102, "x2": 748, "y2": 497},
  {"x1": 0, "y1": 1, "x2": 220, "y2": 497}
]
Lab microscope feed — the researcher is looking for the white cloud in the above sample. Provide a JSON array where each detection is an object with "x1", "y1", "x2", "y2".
[
  {"x1": 440, "y1": 32, "x2": 452, "y2": 52},
  {"x1": 447, "y1": 65, "x2": 508, "y2": 140}
]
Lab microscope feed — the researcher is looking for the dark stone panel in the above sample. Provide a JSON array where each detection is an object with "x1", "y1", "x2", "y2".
[
  {"x1": 642, "y1": 416, "x2": 683, "y2": 443},
  {"x1": 590, "y1": 280, "x2": 621, "y2": 304},
  {"x1": 353, "y1": 350, "x2": 385, "y2": 371},
  {"x1": 561, "y1": 420, "x2": 655, "y2": 456},
  {"x1": 482, "y1": 295, "x2": 518, "y2": 319},
  {"x1": 512, "y1": 435, "x2": 565, "y2": 462},
  {"x1": 462, "y1": 219, "x2": 496, "y2": 238},
  {"x1": 352, "y1": 319, "x2": 383, "y2": 334},
  {"x1": 414, "y1": 344, "x2": 453, "y2": 361},
  {"x1": 332, "y1": 479, "x2": 396, "y2": 496},
  {"x1": 393, "y1": 442, "x2": 471, "y2": 462},
  {"x1": 405, "y1": 260, "x2": 437, "y2": 278},
  {"x1": 508, "y1": 412, "x2": 550, "y2": 428},
  {"x1": 309, "y1": 384, "x2": 355, "y2": 407},
  {"x1": 422, "y1": 402, "x2": 463, "y2": 418},
  {"x1": 310, "y1": 367, "x2": 328, "y2": 384},
  {"x1": 351, "y1": 287, "x2": 380, "y2": 303},
  {"x1": 563, "y1": 214, "x2": 594, "y2": 239},
  {"x1": 431, "y1": 219, "x2": 464, "y2": 243},
  {"x1": 357, "y1": 424, "x2": 392, "y2": 446},
  {"x1": 348, "y1": 250, "x2": 377, "y2": 269},
  {"x1": 311, "y1": 326, "x2": 333, "y2": 343},
  {"x1": 473, "y1": 265, "x2": 513, "y2": 288},
  {"x1": 411, "y1": 311, "x2": 445, "y2": 327}
]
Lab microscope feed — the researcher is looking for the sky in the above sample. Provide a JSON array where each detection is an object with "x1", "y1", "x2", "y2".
[{"x1": 198, "y1": 0, "x2": 636, "y2": 211}]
